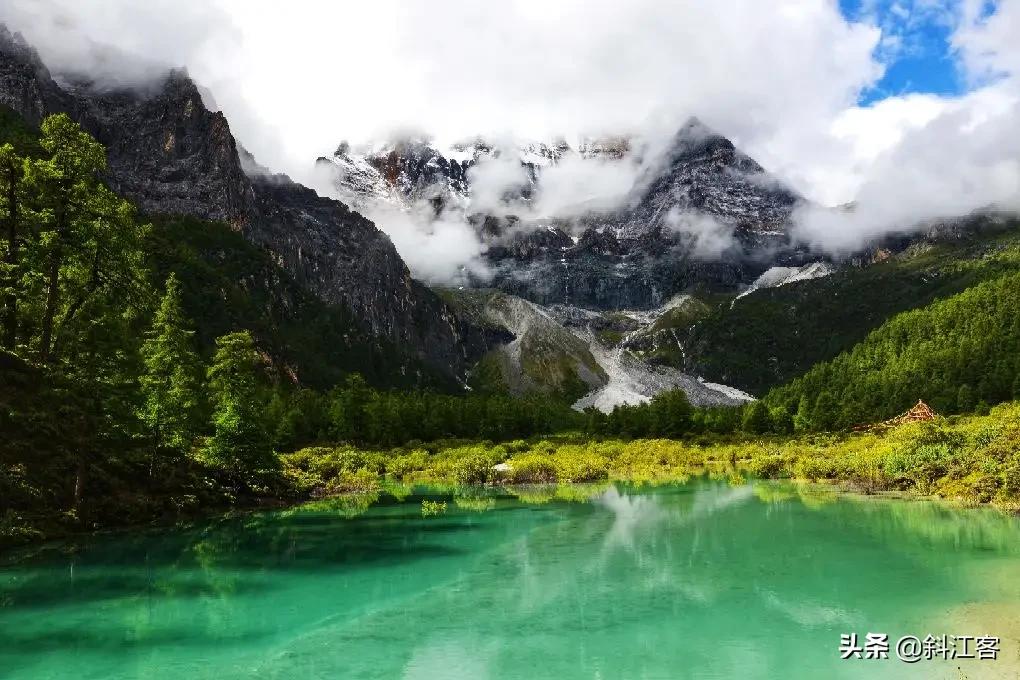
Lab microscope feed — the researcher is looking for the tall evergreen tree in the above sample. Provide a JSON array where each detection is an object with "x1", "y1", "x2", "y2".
[
  {"x1": 329, "y1": 373, "x2": 370, "y2": 441},
  {"x1": 793, "y1": 395, "x2": 813, "y2": 433},
  {"x1": 207, "y1": 330, "x2": 272, "y2": 482},
  {"x1": 811, "y1": 392, "x2": 837, "y2": 431},
  {"x1": 769, "y1": 406, "x2": 794, "y2": 434},
  {"x1": 25, "y1": 114, "x2": 109, "y2": 363},
  {"x1": 139, "y1": 273, "x2": 204, "y2": 461},
  {"x1": 650, "y1": 389, "x2": 693, "y2": 438},
  {"x1": 0, "y1": 143, "x2": 25, "y2": 350}
]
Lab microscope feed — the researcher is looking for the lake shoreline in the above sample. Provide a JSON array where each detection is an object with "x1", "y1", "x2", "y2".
[
  {"x1": 4, "y1": 471, "x2": 1017, "y2": 565},
  {"x1": 5, "y1": 402, "x2": 1019, "y2": 556}
]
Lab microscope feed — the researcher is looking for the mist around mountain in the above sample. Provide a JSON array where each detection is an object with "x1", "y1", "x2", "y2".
[{"x1": 316, "y1": 119, "x2": 812, "y2": 300}]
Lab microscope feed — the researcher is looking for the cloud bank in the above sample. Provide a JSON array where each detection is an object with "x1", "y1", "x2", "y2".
[
  {"x1": 2, "y1": 0, "x2": 1019, "y2": 264},
  {"x1": 793, "y1": 1, "x2": 1020, "y2": 253}
]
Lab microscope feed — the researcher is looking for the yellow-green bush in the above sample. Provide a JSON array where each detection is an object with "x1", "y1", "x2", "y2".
[
  {"x1": 278, "y1": 402, "x2": 1020, "y2": 508},
  {"x1": 454, "y1": 452, "x2": 497, "y2": 485},
  {"x1": 746, "y1": 451, "x2": 793, "y2": 478},
  {"x1": 386, "y1": 449, "x2": 429, "y2": 480},
  {"x1": 325, "y1": 467, "x2": 380, "y2": 494},
  {"x1": 506, "y1": 453, "x2": 558, "y2": 483}
]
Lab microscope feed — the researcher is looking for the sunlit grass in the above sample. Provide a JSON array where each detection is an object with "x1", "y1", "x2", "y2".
[{"x1": 279, "y1": 402, "x2": 1020, "y2": 510}]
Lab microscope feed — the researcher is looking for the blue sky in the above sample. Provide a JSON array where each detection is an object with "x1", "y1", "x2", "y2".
[{"x1": 838, "y1": 0, "x2": 990, "y2": 104}]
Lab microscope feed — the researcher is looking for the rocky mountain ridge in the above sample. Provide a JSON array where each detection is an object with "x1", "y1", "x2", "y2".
[{"x1": 320, "y1": 119, "x2": 816, "y2": 310}]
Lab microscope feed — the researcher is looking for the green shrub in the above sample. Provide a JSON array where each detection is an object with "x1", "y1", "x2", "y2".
[
  {"x1": 747, "y1": 453, "x2": 792, "y2": 478},
  {"x1": 885, "y1": 442, "x2": 956, "y2": 492},
  {"x1": 553, "y1": 450, "x2": 609, "y2": 482},
  {"x1": 387, "y1": 449, "x2": 428, "y2": 479},
  {"x1": 507, "y1": 453, "x2": 558, "y2": 483},
  {"x1": 281, "y1": 465, "x2": 324, "y2": 495},
  {"x1": 794, "y1": 455, "x2": 836, "y2": 480},
  {"x1": 454, "y1": 453, "x2": 495, "y2": 485},
  {"x1": 999, "y1": 455, "x2": 1020, "y2": 500},
  {"x1": 325, "y1": 466, "x2": 380, "y2": 494}
]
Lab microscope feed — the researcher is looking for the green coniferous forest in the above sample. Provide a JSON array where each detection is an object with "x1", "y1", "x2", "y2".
[{"x1": 765, "y1": 269, "x2": 1020, "y2": 427}]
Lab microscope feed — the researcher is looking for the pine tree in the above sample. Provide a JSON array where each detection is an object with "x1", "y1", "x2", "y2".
[
  {"x1": 330, "y1": 373, "x2": 370, "y2": 442},
  {"x1": 0, "y1": 143, "x2": 25, "y2": 350},
  {"x1": 25, "y1": 114, "x2": 109, "y2": 362},
  {"x1": 812, "y1": 391, "x2": 837, "y2": 431},
  {"x1": 650, "y1": 390, "x2": 693, "y2": 438},
  {"x1": 207, "y1": 331, "x2": 272, "y2": 482},
  {"x1": 769, "y1": 406, "x2": 794, "y2": 434},
  {"x1": 139, "y1": 273, "x2": 203, "y2": 460}
]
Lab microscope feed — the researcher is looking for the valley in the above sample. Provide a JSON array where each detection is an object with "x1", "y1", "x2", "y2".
[{"x1": 1, "y1": 20, "x2": 1020, "y2": 554}]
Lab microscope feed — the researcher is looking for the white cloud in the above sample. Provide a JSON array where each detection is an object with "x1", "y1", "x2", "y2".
[
  {"x1": 359, "y1": 201, "x2": 489, "y2": 285},
  {"x1": 664, "y1": 209, "x2": 737, "y2": 259},
  {"x1": 532, "y1": 154, "x2": 642, "y2": 218},
  {"x1": 955, "y1": 0, "x2": 1020, "y2": 82},
  {"x1": 0, "y1": 0, "x2": 883, "y2": 191},
  {"x1": 792, "y1": 0, "x2": 1020, "y2": 253},
  {"x1": 465, "y1": 152, "x2": 532, "y2": 216},
  {"x1": 2, "y1": 0, "x2": 1020, "y2": 263}
]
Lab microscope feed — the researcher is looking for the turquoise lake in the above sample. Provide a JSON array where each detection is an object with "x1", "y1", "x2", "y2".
[{"x1": 2, "y1": 480, "x2": 1019, "y2": 679}]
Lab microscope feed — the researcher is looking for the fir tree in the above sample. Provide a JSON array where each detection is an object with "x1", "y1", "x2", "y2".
[
  {"x1": 207, "y1": 330, "x2": 272, "y2": 482},
  {"x1": 139, "y1": 273, "x2": 203, "y2": 460},
  {"x1": 0, "y1": 143, "x2": 25, "y2": 350},
  {"x1": 650, "y1": 390, "x2": 693, "y2": 438},
  {"x1": 811, "y1": 392, "x2": 837, "y2": 431},
  {"x1": 769, "y1": 406, "x2": 794, "y2": 435},
  {"x1": 25, "y1": 114, "x2": 110, "y2": 362}
]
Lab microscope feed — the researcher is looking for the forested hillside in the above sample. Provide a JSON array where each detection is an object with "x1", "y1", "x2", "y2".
[
  {"x1": 766, "y1": 269, "x2": 1020, "y2": 428},
  {"x1": 682, "y1": 225, "x2": 1020, "y2": 394}
]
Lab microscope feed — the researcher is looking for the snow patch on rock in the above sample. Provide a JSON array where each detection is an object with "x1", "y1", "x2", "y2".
[
  {"x1": 698, "y1": 380, "x2": 755, "y2": 402},
  {"x1": 569, "y1": 326, "x2": 751, "y2": 413},
  {"x1": 734, "y1": 262, "x2": 834, "y2": 304}
]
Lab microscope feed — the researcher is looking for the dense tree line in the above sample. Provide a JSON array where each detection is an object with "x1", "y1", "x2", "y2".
[
  {"x1": 266, "y1": 377, "x2": 584, "y2": 451},
  {"x1": 0, "y1": 113, "x2": 281, "y2": 514},
  {"x1": 767, "y1": 271, "x2": 1020, "y2": 429},
  {"x1": 680, "y1": 221, "x2": 1020, "y2": 396},
  {"x1": 581, "y1": 391, "x2": 792, "y2": 439}
]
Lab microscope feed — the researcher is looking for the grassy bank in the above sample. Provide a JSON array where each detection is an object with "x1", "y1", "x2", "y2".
[
  {"x1": 6, "y1": 402, "x2": 1019, "y2": 552},
  {"x1": 281, "y1": 402, "x2": 1020, "y2": 510}
]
